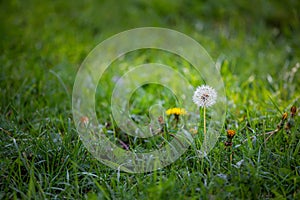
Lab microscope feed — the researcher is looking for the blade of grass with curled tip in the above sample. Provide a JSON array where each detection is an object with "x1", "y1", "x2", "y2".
[
  {"x1": 49, "y1": 70, "x2": 71, "y2": 100},
  {"x1": 267, "y1": 94, "x2": 282, "y2": 114}
]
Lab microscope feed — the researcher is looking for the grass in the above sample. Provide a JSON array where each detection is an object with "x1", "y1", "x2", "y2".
[{"x1": 1, "y1": 0, "x2": 300, "y2": 199}]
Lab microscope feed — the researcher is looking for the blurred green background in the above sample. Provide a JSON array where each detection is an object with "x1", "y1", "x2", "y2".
[
  {"x1": 1, "y1": 0, "x2": 299, "y2": 69},
  {"x1": 1, "y1": 0, "x2": 299, "y2": 115}
]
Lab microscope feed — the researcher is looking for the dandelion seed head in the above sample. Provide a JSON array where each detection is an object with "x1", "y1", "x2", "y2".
[{"x1": 192, "y1": 85, "x2": 217, "y2": 107}]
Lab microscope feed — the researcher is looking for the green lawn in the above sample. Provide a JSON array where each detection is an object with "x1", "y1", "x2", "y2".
[{"x1": 1, "y1": 0, "x2": 300, "y2": 199}]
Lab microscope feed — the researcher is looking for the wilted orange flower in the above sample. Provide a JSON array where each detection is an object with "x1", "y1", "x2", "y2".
[
  {"x1": 80, "y1": 116, "x2": 89, "y2": 126},
  {"x1": 282, "y1": 112, "x2": 288, "y2": 120},
  {"x1": 189, "y1": 128, "x2": 198, "y2": 135},
  {"x1": 227, "y1": 130, "x2": 236, "y2": 139}
]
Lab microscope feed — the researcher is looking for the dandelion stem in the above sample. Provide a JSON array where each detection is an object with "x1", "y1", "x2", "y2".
[{"x1": 203, "y1": 106, "x2": 206, "y2": 135}]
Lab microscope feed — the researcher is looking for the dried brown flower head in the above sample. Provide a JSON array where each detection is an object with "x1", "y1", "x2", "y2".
[{"x1": 291, "y1": 106, "x2": 297, "y2": 116}]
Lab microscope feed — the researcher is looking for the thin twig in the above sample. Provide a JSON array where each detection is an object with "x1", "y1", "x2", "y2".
[
  {"x1": 0, "y1": 127, "x2": 11, "y2": 136},
  {"x1": 169, "y1": 133, "x2": 185, "y2": 147},
  {"x1": 118, "y1": 139, "x2": 129, "y2": 151}
]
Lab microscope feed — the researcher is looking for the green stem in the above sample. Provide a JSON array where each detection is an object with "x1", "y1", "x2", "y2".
[{"x1": 203, "y1": 106, "x2": 206, "y2": 136}]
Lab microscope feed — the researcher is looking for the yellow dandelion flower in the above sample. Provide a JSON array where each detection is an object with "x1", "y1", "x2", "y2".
[{"x1": 166, "y1": 108, "x2": 186, "y2": 116}]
